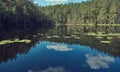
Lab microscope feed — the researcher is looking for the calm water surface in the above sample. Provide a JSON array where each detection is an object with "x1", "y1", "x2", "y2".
[{"x1": 0, "y1": 25, "x2": 120, "y2": 72}]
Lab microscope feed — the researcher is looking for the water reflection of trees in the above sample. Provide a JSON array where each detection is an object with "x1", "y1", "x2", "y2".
[
  {"x1": 0, "y1": 27, "x2": 46, "y2": 64},
  {"x1": 42, "y1": 35, "x2": 120, "y2": 57},
  {"x1": 0, "y1": 25, "x2": 120, "y2": 63},
  {"x1": 47, "y1": 25, "x2": 120, "y2": 36},
  {"x1": 42, "y1": 25, "x2": 120, "y2": 57}
]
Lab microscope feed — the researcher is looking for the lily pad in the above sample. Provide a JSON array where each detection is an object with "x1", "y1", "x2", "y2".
[
  {"x1": 0, "y1": 40, "x2": 11, "y2": 43},
  {"x1": 47, "y1": 36, "x2": 51, "y2": 38},
  {"x1": 37, "y1": 33, "x2": 41, "y2": 35},
  {"x1": 100, "y1": 41, "x2": 111, "y2": 44},
  {"x1": 106, "y1": 37, "x2": 113, "y2": 40},
  {"x1": 74, "y1": 32, "x2": 81, "y2": 34},
  {"x1": 108, "y1": 33, "x2": 120, "y2": 36},
  {"x1": 0, "y1": 42, "x2": 6, "y2": 45},
  {"x1": 64, "y1": 36, "x2": 71, "y2": 38},
  {"x1": 85, "y1": 33, "x2": 96, "y2": 36},
  {"x1": 71, "y1": 35, "x2": 77, "y2": 37},
  {"x1": 52, "y1": 36, "x2": 59, "y2": 38},
  {"x1": 74, "y1": 37, "x2": 81, "y2": 39},
  {"x1": 25, "y1": 40, "x2": 31, "y2": 43},
  {"x1": 95, "y1": 36, "x2": 103, "y2": 39},
  {"x1": 40, "y1": 34, "x2": 44, "y2": 36},
  {"x1": 18, "y1": 40, "x2": 26, "y2": 42},
  {"x1": 14, "y1": 39, "x2": 20, "y2": 42},
  {"x1": 33, "y1": 35, "x2": 37, "y2": 37},
  {"x1": 96, "y1": 34, "x2": 107, "y2": 37},
  {"x1": 7, "y1": 41, "x2": 14, "y2": 43},
  {"x1": 97, "y1": 32, "x2": 105, "y2": 34},
  {"x1": 0, "y1": 40, "x2": 13, "y2": 45},
  {"x1": 0, "y1": 39, "x2": 31, "y2": 45}
]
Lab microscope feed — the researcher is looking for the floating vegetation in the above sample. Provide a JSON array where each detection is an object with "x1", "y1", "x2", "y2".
[
  {"x1": 47, "y1": 36, "x2": 52, "y2": 38},
  {"x1": 64, "y1": 36, "x2": 71, "y2": 38},
  {"x1": 95, "y1": 36, "x2": 103, "y2": 39},
  {"x1": 106, "y1": 37, "x2": 113, "y2": 40},
  {"x1": 40, "y1": 34, "x2": 44, "y2": 36},
  {"x1": 0, "y1": 42, "x2": 6, "y2": 45},
  {"x1": 100, "y1": 41, "x2": 111, "y2": 44},
  {"x1": 85, "y1": 32, "x2": 120, "y2": 38},
  {"x1": 108, "y1": 33, "x2": 120, "y2": 37},
  {"x1": 25, "y1": 40, "x2": 31, "y2": 44},
  {"x1": 74, "y1": 32, "x2": 81, "y2": 34},
  {"x1": 74, "y1": 37, "x2": 81, "y2": 39},
  {"x1": 33, "y1": 35, "x2": 37, "y2": 37},
  {"x1": 14, "y1": 39, "x2": 20, "y2": 42},
  {"x1": 81, "y1": 24, "x2": 120, "y2": 26},
  {"x1": 96, "y1": 34, "x2": 107, "y2": 37},
  {"x1": 81, "y1": 24, "x2": 94, "y2": 26},
  {"x1": 97, "y1": 32, "x2": 105, "y2": 34},
  {"x1": 0, "y1": 40, "x2": 11, "y2": 43},
  {"x1": 37, "y1": 33, "x2": 41, "y2": 35},
  {"x1": 0, "y1": 39, "x2": 31, "y2": 45},
  {"x1": 19, "y1": 40, "x2": 26, "y2": 42},
  {"x1": 98, "y1": 24, "x2": 120, "y2": 26},
  {"x1": 71, "y1": 35, "x2": 77, "y2": 37},
  {"x1": 85, "y1": 33, "x2": 96, "y2": 36},
  {"x1": 52, "y1": 36, "x2": 60, "y2": 38}
]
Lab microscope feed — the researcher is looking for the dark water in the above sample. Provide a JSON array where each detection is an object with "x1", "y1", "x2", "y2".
[{"x1": 0, "y1": 25, "x2": 120, "y2": 72}]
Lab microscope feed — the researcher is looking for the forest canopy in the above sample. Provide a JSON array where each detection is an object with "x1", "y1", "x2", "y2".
[
  {"x1": 41, "y1": 0, "x2": 120, "y2": 25},
  {"x1": 0, "y1": 0, "x2": 54, "y2": 30},
  {"x1": 0, "y1": 0, "x2": 120, "y2": 30}
]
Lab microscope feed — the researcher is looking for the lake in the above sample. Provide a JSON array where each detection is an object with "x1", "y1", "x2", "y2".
[{"x1": 0, "y1": 25, "x2": 120, "y2": 72}]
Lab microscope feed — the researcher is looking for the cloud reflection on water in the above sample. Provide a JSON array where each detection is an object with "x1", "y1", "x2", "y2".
[
  {"x1": 28, "y1": 66, "x2": 70, "y2": 72},
  {"x1": 85, "y1": 53, "x2": 115, "y2": 69},
  {"x1": 46, "y1": 45, "x2": 73, "y2": 51}
]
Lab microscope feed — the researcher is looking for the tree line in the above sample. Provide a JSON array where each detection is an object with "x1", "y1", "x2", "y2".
[
  {"x1": 0, "y1": 0, "x2": 120, "y2": 30},
  {"x1": 0, "y1": 0, "x2": 54, "y2": 30},
  {"x1": 41, "y1": 0, "x2": 120, "y2": 25}
]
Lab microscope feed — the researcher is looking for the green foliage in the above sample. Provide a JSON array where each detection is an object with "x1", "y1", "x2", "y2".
[
  {"x1": 41, "y1": 0, "x2": 120, "y2": 25},
  {"x1": 0, "y1": 0, "x2": 54, "y2": 30},
  {"x1": 0, "y1": 0, "x2": 120, "y2": 30}
]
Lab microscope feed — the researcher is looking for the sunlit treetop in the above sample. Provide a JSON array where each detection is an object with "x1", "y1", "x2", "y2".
[{"x1": 34, "y1": 0, "x2": 87, "y2": 6}]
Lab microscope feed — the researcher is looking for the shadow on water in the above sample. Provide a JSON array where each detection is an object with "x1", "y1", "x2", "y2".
[
  {"x1": 0, "y1": 24, "x2": 54, "y2": 64},
  {"x1": 0, "y1": 25, "x2": 120, "y2": 64}
]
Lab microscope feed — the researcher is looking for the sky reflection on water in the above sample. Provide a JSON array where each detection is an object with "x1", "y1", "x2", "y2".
[{"x1": 0, "y1": 41, "x2": 120, "y2": 72}]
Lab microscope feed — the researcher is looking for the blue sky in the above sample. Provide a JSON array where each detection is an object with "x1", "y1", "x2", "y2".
[{"x1": 34, "y1": 0, "x2": 87, "y2": 6}]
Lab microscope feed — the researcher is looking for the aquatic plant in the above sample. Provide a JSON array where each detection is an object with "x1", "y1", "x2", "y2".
[
  {"x1": 0, "y1": 39, "x2": 31, "y2": 45},
  {"x1": 95, "y1": 36, "x2": 103, "y2": 39},
  {"x1": 100, "y1": 41, "x2": 111, "y2": 44},
  {"x1": 52, "y1": 36, "x2": 60, "y2": 38}
]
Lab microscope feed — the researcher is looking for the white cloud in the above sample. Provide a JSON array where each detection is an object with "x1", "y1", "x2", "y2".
[
  {"x1": 28, "y1": 66, "x2": 70, "y2": 72},
  {"x1": 45, "y1": 0, "x2": 68, "y2": 3},
  {"x1": 34, "y1": 2, "x2": 38, "y2": 4},
  {"x1": 46, "y1": 45, "x2": 73, "y2": 51},
  {"x1": 85, "y1": 53, "x2": 115, "y2": 69}
]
